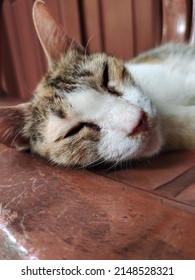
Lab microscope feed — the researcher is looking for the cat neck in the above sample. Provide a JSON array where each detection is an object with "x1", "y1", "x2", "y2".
[{"x1": 125, "y1": 62, "x2": 195, "y2": 108}]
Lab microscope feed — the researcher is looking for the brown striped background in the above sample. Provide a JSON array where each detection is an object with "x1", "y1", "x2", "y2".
[{"x1": 0, "y1": 0, "x2": 194, "y2": 99}]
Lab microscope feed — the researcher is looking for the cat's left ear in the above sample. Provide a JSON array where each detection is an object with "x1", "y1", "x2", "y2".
[
  {"x1": 0, "y1": 103, "x2": 31, "y2": 151},
  {"x1": 32, "y1": 0, "x2": 84, "y2": 67}
]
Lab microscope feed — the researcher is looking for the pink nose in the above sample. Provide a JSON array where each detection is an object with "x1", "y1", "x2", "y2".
[{"x1": 128, "y1": 110, "x2": 148, "y2": 136}]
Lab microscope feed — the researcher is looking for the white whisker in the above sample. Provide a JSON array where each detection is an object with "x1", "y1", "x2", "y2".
[{"x1": 84, "y1": 33, "x2": 100, "y2": 56}]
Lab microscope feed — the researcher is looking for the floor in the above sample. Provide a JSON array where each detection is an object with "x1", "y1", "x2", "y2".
[{"x1": 0, "y1": 100, "x2": 195, "y2": 260}]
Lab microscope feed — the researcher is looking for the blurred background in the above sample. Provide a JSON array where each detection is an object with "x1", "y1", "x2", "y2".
[{"x1": 0, "y1": 0, "x2": 193, "y2": 99}]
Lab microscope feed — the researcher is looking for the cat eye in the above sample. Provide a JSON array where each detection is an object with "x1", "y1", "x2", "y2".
[
  {"x1": 102, "y1": 62, "x2": 109, "y2": 90},
  {"x1": 64, "y1": 122, "x2": 100, "y2": 138},
  {"x1": 101, "y1": 62, "x2": 121, "y2": 96}
]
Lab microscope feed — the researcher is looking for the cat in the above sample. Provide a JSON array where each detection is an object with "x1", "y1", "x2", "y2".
[{"x1": 0, "y1": 0, "x2": 194, "y2": 168}]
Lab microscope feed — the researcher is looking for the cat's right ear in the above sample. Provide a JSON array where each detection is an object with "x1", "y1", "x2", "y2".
[{"x1": 32, "y1": 0, "x2": 84, "y2": 67}]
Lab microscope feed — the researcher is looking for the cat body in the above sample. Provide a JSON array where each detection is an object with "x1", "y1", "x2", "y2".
[
  {"x1": 127, "y1": 43, "x2": 195, "y2": 152},
  {"x1": 0, "y1": 1, "x2": 194, "y2": 168}
]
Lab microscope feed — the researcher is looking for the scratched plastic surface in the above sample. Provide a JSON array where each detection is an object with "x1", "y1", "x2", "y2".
[{"x1": 0, "y1": 141, "x2": 195, "y2": 260}]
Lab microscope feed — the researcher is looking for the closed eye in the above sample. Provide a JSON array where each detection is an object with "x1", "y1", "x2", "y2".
[
  {"x1": 102, "y1": 62, "x2": 109, "y2": 89},
  {"x1": 101, "y1": 62, "x2": 121, "y2": 96},
  {"x1": 64, "y1": 122, "x2": 100, "y2": 138}
]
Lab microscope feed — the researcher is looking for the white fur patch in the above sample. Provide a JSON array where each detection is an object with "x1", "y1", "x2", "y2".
[
  {"x1": 66, "y1": 88, "x2": 150, "y2": 135},
  {"x1": 64, "y1": 87, "x2": 161, "y2": 162},
  {"x1": 125, "y1": 63, "x2": 195, "y2": 108}
]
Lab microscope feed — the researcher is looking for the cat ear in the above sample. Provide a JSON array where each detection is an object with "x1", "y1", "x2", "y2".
[
  {"x1": 0, "y1": 103, "x2": 31, "y2": 151},
  {"x1": 32, "y1": 0, "x2": 84, "y2": 66}
]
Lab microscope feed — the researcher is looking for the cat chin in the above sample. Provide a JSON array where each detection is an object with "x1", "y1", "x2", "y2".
[{"x1": 98, "y1": 124, "x2": 163, "y2": 164}]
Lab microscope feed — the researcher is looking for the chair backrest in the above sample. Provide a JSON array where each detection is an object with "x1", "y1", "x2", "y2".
[
  {"x1": 162, "y1": 0, "x2": 193, "y2": 42},
  {"x1": 0, "y1": 0, "x2": 194, "y2": 99}
]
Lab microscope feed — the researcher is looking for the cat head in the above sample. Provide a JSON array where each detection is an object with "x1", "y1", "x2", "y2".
[{"x1": 0, "y1": 0, "x2": 162, "y2": 168}]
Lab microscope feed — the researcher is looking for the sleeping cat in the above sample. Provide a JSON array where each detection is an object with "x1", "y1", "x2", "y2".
[{"x1": 0, "y1": 0, "x2": 194, "y2": 168}]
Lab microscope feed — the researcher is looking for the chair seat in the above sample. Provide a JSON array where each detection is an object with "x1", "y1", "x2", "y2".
[{"x1": 0, "y1": 99, "x2": 195, "y2": 259}]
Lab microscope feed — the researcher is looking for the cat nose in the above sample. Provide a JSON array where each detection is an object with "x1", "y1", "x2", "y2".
[{"x1": 128, "y1": 110, "x2": 148, "y2": 136}]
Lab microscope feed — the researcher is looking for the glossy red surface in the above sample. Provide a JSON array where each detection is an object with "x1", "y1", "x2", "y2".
[{"x1": 0, "y1": 139, "x2": 195, "y2": 259}]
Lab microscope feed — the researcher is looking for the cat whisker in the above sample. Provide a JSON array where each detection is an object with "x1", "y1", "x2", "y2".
[
  {"x1": 106, "y1": 160, "x2": 119, "y2": 172},
  {"x1": 8, "y1": 128, "x2": 26, "y2": 161},
  {"x1": 84, "y1": 33, "x2": 100, "y2": 57},
  {"x1": 24, "y1": 85, "x2": 34, "y2": 97},
  {"x1": 10, "y1": 128, "x2": 25, "y2": 148},
  {"x1": 30, "y1": 127, "x2": 40, "y2": 143},
  {"x1": 68, "y1": 39, "x2": 75, "y2": 53},
  {"x1": 81, "y1": 156, "x2": 106, "y2": 169}
]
